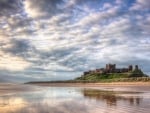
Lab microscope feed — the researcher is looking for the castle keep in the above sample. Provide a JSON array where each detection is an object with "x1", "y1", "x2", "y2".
[{"x1": 83, "y1": 64, "x2": 140, "y2": 76}]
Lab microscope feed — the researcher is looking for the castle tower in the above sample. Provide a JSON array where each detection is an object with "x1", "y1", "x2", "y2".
[
  {"x1": 112, "y1": 64, "x2": 116, "y2": 70},
  {"x1": 128, "y1": 65, "x2": 133, "y2": 71},
  {"x1": 106, "y1": 64, "x2": 108, "y2": 70},
  {"x1": 135, "y1": 65, "x2": 139, "y2": 70}
]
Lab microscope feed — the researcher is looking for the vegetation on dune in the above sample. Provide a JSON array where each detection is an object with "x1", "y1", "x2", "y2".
[
  {"x1": 74, "y1": 64, "x2": 149, "y2": 83},
  {"x1": 75, "y1": 71, "x2": 149, "y2": 82},
  {"x1": 26, "y1": 76, "x2": 150, "y2": 84},
  {"x1": 75, "y1": 77, "x2": 150, "y2": 83},
  {"x1": 129, "y1": 69, "x2": 145, "y2": 77}
]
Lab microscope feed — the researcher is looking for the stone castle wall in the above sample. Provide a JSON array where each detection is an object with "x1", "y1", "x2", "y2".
[{"x1": 83, "y1": 64, "x2": 139, "y2": 76}]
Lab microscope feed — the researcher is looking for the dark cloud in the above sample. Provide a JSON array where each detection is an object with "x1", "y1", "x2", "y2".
[
  {"x1": 28, "y1": 47, "x2": 80, "y2": 71},
  {"x1": 2, "y1": 39, "x2": 34, "y2": 61},
  {"x1": 5, "y1": 15, "x2": 36, "y2": 37},
  {"x1": 24, "y1": 0, "x2": 64, "y2": 18},
  {"x1": 0, "y1": 0, "x2": 23, "y2": 16},
  {"x1": 39, "y1": 47, "x2": 79, "y2": 60},
  {"x1": 33, "y1": 46, "x2": 103, "y2": 72},
  {"x1": 8, "y1": 16, "x2": 32, "y2": 29}
]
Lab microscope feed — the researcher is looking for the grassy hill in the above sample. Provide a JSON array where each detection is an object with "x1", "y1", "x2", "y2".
[
  {"x1": 26, "y1": 67, "x2": 150, "y2": 84},
  {"x1": 75, "y1": 70, "x2": 149, "y2": 82}
]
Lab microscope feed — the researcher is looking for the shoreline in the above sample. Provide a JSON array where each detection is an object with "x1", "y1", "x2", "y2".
[
  {"x1": 27, "y1": 82, "x2": 150, "y2": 87},
  {"x1": 27, "y1": 82, "x2": 150, "y2": 92},
  {"x1": 0, "y1": 82, "x2": 150, "y2": 96}
]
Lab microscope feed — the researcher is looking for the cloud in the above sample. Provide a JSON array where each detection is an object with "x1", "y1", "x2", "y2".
[
  {"x1": 130, "y1": 0, "x2": 150, "y2": 11},
  {"x1": 0, "y1": 35, "x2": 31, "y2": 72},
  {"x1": 0, "y1": 0, "x2": 150, "y2": 82},
  {"x1": 137, "y1": 0, "x2": 150, "y2": 8},
  {"x1": 4, "y1": 39, "x2": 31, "y2": 54},
  {"x1": 77, "y1": 6, "x2": 119, "y2": 27},
  {"x1": 24, "y1": 0, "x2": 64, "y2": 18},
  {"x1": 0, "y1": 51, "x2": 31, "y2": 71},
  {"x1": 0, "y1": 0, "x2": 23, "y2": 16},
  {"x1": 103, "y1": 3, "x2": 112, "y2": 9}
]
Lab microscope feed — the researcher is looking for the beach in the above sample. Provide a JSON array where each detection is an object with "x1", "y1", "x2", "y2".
[
  {"x1": 1, "y1": 82, "x2": 150, "y2": 95},
  {"x1": 0, "y1": 82, "x2": 150, "y2": 113},
  {"x1": 28, "y1": 82, "x2": 150, "y2": 87},
  {"x1": 30, "y1": 82, "x2": 150, "y2": 92}
]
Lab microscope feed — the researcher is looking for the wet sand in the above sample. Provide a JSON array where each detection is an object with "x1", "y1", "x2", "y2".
[
  {"x1": 0, "y1": 82, "x2": 150, "y2": 95},
  {"x1": 1, "y1": 86, "x2": 150, "y2": 113},
  {"x1": 0, "y1": 83, "x2": 150, "y2": 113},
  {"x1": 0, "y1": 83, "x2": 40, "y2": 95}
]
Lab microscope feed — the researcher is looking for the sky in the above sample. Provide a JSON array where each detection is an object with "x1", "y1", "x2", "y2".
[{"x1": 0, "y1": 0, "x2": 150, "y2": 82}]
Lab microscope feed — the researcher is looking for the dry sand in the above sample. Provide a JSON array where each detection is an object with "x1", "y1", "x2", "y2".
[
  {"x1": 30, "y1": 82, "x2": 150, "y2": 87},
  {"x1": 30, "y1": 82, "x2": 150, "y2": 92}
]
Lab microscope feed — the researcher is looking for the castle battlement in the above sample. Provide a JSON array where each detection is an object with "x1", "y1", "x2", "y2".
[{"x1": 83, "y1": 64, "x2": 141, "y2": 76}]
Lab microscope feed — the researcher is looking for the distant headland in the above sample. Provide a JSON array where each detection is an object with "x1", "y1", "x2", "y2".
[
  {"x1": 75, "y1": 64, "x2": 148, "y2": 82},
  {"x1": 26, "y1": 64, "x2": 150, "y2": 85}
]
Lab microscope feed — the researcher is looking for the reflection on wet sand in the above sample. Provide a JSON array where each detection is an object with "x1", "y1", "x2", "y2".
[
  {"x1": 0, "y1": 87, "x2": 150, "y2": 113},
  {"x1": 0, "y1": 96, "x2": 89, "y2": 113},
  {"x1": 0, "y1": 97, "x2": 27, "y2": 113},
  {"x1": 82, "y1": 89, "x2": 142, "y2": 106}
]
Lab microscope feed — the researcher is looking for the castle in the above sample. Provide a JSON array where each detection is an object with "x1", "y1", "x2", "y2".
[{"x1": 83, "y1": 64, "x2": 140, "y2": 76}]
